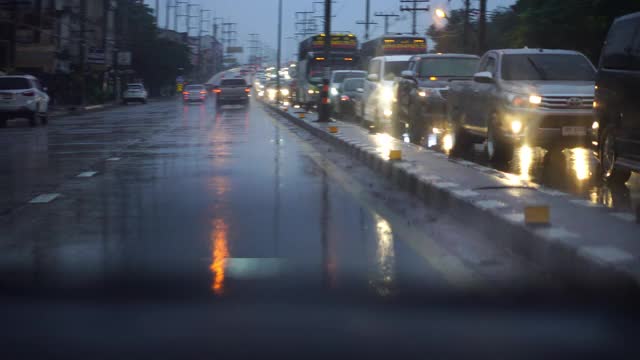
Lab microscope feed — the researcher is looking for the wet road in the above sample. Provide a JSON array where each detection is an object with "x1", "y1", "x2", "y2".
[
  {"x1": 0, "y1": 97, "x2": 541, "y2": 293},
  {"x1": 339, "y1": 114, "x2": 640, "y2": 216}
]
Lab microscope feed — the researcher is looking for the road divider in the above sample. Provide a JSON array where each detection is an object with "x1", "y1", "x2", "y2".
[{"x1": 263, "y1": 101, "x2": 640, "y2": 291}]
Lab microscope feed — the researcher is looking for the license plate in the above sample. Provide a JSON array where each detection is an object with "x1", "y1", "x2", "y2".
[{"x1": 562, "y1": 126, "x2": 586, "y2": 136}]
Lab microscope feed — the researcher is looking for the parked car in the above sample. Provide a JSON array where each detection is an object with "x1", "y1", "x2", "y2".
[
  {"x1": 361, "y1": 55, "x2": 413, "y2": 130},
  {"x1": 595, "y1": 12, "x2": 640, "y2": 184},
  {"x1": 334, "y1": 77, "x2": 365, "y2": 118},
  {"x1": 0, "y1": 75, "x2": 49, "y2": 127},
  {"x1": 394, "y1": 54, "x2": 480, "y2": 142},
  {"x1": 329, "y1": 70, "x2": 366, "y2": 112},
  {"x1": 214, "y1": 78, "x2": 250, "y2": 107},
  {"x1": 446, "y1": 48, "x2": 596, "y2": 162},
  {"x1": 123, "y1": 83, "x2": 148, "y2": 104},
  {"x1": 182, "y1": 84, "x2": 208, "y2": 103}
]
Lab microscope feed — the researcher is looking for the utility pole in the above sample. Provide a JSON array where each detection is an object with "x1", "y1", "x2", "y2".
[
  {"x1": 80, "y1": 0, "x2": 87, "y2": 106},
  {"x1": 276, "y1": 0, "x2": 282, "y2": 103},
  {"x1": 356, "y1": 0, "x2": 376, "y2": 41},
  {"x1": 317, "y1": 0, "x2": 331, "y2": 122},
  {"x1": 248, "y1": 33, "x2": 260, "y2": 67},
  {"x1": 399, "y1": 0, "x2": 430, "y2": 35},
  {"x1": 175, "y1": 0, "x2": 188, "y2": 32},
  {"x1": 463, "y1": 0, "x2": 470, "y2": 53},
  {"x1": 478, "y1": 0, "x2": 487, "y2": 54},
  {"x1": 155, "y1": 0, "x2": 160, "y2": 25},
  {"x1": 198, "y1": 9, "x2": 211, "y2": 80},
  {"x1": 374, "y1": 12, "x2": 399, "y2": 35},
  {"x1": 295, "y1": 11, "x2": 316, "y2": 38},
  {"x1": 212, "y1": 17, "x2": 223, "y2": 39},
  {"x1": 186, "y1": 3, "x2": 199, "y2": 36},
  {"x1": 165, "y1": 0, "x2": 171, "y2": 29}
]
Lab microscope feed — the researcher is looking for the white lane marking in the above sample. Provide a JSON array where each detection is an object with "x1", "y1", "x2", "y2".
[
  {"x1": 537, "y1": 188, "x2": 568, "y2": 197},
  {"x1": 503, "y1": 213, "x2": 525, "y2": 223},
  {"x1": 29, "y1": 193, "x2": 61, "y2": 204},
  {"x1": 106, "y1": 157, "x2": 121, "y2": 161},
  {"x1": 535, "y1": 227, "x2": 579, "y2": 240},
  {"x1": 452, "y1": 189, "x2": 480, "y2": 198},
  {"x1": 475, "y1": 200, "x2": 507, "y2": 210},
  {"x1": 77, "y1": 171, "x2": 98, "y2": 178},
  {"x1": 433, "y1": 181, "x2": 459, "y2": 189},
  {"x1": 420, "y1": 175, "x2": 441, "y2": 182},
  {"x1": 570, "y1": 199, "x2": 603, "y2": 208},
  {"x1": 610, "y1": 212, "x2": 636, "y2": 222},
  {"x1": 579, "y1": 246, "x2": 635, "y2": 264}
]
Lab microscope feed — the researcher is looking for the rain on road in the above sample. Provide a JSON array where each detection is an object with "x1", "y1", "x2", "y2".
[{"x1": 0, "y1": 98, "x2": 538, "y2": 293}]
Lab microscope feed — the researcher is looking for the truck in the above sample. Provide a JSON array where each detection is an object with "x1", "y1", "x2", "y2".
[
  {"x1": 295, "y1": 34, "x2": 359, "y2": 110},
  {"x1": 446, "y1": 48, "x2": 597, "y2": 162},
  {"x1": 393, "y1": 54, "x2": 480, "y2": 143}
]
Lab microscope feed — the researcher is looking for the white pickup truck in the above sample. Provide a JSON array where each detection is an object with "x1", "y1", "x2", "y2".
[{"x1": 446, "y1": 49, "x2": 597, "y2": 162}]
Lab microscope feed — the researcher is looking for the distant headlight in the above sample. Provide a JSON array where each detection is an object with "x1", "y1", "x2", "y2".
[
  {"x1": 381, "y1": 87, "x2": 394, "y2": 101},
  {"x1": 330, "y1": 87, "x2": 338, "y2": 96},
  {"x1": 280, "y1": 88, "x2": 290, "y2": 96},
  {"x1": 308, "y1": 89, "x2": 315, "y2": 94}
]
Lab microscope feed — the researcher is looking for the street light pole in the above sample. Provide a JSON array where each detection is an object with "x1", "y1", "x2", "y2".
[
  {"x1": 276, "y1": 0, "x2": 282, "y2": 103},
  {"x1": 317, "y1": 0, "x2": 331, "y2": 122}
]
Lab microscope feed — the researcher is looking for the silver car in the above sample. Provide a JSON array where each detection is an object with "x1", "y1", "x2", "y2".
[{"x1": 182, "y1": 84, "x2": 208, "y2": 103}]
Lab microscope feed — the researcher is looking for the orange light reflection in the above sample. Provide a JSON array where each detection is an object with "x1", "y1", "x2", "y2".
[{"x1": 210, "y1": 218, "x2": 229, "y2": 294}]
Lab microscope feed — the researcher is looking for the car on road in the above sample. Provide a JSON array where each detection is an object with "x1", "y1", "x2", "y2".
[
  {"x1": 0, "y1": 75, "x2": 49, "y2": 128},
  {"x1": 334, "y1": 77, "x2": 365, "y2": 118},
  {"x1": 214, "y1": 78, "x2": 250, "y2": 107},
  {"x1": 123, "y1": 83, "x2": 148, "y2": 104},
  {"x1": 394, "y1": 54, "x2": 480, "y2": 142},
  {"x1": 361, "y1": 55, "x2": 413, "y2": 130},
  {"x1": 595, "y1": 12, "x2": 640, "y2": 185},
  {"x1": 182, "y1": 84, "x2": 208, "y2": 103},
  {"x1": 329, "y1": 70, "x2": 367, "y2": 113},
  {"x1": 446, "y1": 48, "x2": 597, "y2": 162}
]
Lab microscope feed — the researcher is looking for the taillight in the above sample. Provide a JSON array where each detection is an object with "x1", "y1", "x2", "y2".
[
  {"x1": 22, "y1": 91, "x2": 35, "y2": 96},
  {"x1": 182, "y1": 91, "x2": 189, "y2": 95},
  {"x1": 213, "y1": 89, "x2": 222, "y2": 94},
  {"x1": 200, "y1": 90, "x2": 207, "y2": 95},
  {"x1": 341, "y1": 95, "x2": 350, "y2": 101},
  {"x1": 244, "y1": 87, "x2": 251, "y2": 93}
]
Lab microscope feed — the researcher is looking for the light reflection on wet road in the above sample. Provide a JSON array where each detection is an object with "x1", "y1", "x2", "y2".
[{"x1": 0, "y1": 98, "x2": 531, "y2": 294}]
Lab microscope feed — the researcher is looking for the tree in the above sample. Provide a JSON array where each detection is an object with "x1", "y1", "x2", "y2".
[{"x1": 118, "y1": 0, "x2": 192, "y2": 95}]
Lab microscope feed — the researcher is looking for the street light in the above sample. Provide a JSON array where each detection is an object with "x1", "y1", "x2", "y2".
[{"x1": 435, "y1": 8, "x2": 447, "y2": 19}]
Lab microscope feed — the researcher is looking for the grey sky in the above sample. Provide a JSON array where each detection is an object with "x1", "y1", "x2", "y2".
[{"x1": 147, "y1": 0, "x2": 516, "y2": 61}]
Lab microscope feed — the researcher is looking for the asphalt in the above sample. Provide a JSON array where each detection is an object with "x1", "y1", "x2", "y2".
[{"x1": 0, "y1": 97, "x2": 540, "y2": 293}]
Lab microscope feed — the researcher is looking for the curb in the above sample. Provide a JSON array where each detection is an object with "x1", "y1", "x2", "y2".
[{"x1": 264, "y1": 102, "x2": 640, "y2": 291}]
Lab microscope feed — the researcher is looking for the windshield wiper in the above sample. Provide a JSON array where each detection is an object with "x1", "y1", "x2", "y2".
[{"x1": 526, "y1": 57, "x2": 547, "y2": 80}]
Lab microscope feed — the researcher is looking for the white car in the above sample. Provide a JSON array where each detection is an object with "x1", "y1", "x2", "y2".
[
  {"x1": 362, "y1": 55, "x2": 413, "y2": 130},
  {"x1": 123, "y1": 83, "x2": 148, "y2": 104},
  {"x1": 0, "y1": 75, "x2": 49, "y2": 128}
]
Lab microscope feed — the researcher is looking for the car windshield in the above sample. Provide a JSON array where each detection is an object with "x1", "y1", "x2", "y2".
[
  {"x1": 383, "y1": 61, "x2": 409, "y2": 80},
  {"x1": 501, "y1": 54, "x2": 595, "y2": 81},
  {"x1": 0, "y1": 77, "x2": 30, "y2": 90},
  {"x1": 343, "y1": 78, "x2": 364, "y2": 91},
  {"x1": 417, "y1": 58, "x2": 479, "y2": 77},
  {"x1": 221, "y1": 79, "x2": 246, "y2": 86},
  {"x1": 332, "y1": 72, "x2": 366, "y2": 83}
]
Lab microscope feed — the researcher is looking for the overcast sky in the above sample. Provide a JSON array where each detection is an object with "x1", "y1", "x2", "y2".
[{"x1": 147, "y1": 0, "x2": 516, "y2": 61}]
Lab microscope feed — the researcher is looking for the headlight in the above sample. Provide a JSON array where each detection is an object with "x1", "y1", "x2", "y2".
[
  {"x1": 280, "y1": 88, "x2": 290, "y2": 96},
  {"x1": 330, "y1": 87, "x2": 338, "y2": 96},
  {"x1": 511, "y1": 119, "x2": 523, "y2": 134},
  {"x1": 506, "y1": 93, "x2": 541, "y2": 107},
  {"x1": 308, "y1": 89, "x2": 315, "y2": 94},
  {"x1": 529, "y1": 95, "x2": 542, "y2": 105},
  {"x1": 381, "y1": 87, "x2": 394, "y2": 101},
  {"x1": 417, "y1": 87, "x2": 448, "y2": 99}
]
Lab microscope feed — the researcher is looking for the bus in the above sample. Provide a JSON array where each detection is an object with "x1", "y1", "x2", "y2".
[
  {"x1": 360, "y1": 35, "x2": 427, "y2": 69},
  {"x1": 295, "y1": 33, "x2": 359, "y2": 108}
]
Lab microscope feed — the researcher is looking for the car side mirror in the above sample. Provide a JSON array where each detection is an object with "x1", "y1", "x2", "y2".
[
  {"x1": 367, "y1": 74, "x2": 379, "y2": 82},
  {"x1": 356, "y1": 88, "x2": 364, "y2": 93},
  {"x1": 401, "y1": 70, "x2": 415, "y2": 80},
  {"x1": 473, "y1": 71, "x2": 494, "y2": 84}
]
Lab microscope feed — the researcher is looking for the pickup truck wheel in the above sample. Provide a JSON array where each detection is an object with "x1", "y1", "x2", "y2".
[
  {"x1": 600, "y1": 124, "x2": 631, "y2": 185},
  {"x1": 487, "y1": 114, "x2": 514, "y2": 163}
]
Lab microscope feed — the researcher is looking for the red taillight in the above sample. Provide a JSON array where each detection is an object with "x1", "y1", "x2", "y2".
[
  {"x1": 182, "y1": 91, "x2": 189, "y2": 95},
  {"x1": 341, "y1": 95, "x2": 350, "y2": 101},
  {"x1": 200, "y1": 90, "x2": 207, "y2": 95},
  {"x1": 213, "y1": 89, "x2": 222, "y2": 94},
  {"x1": 22, "y1": 91, "x2": 35, "y2": 96},
  {"x1": 244, "y1": 87, "x2": 251, "y2": 93}
]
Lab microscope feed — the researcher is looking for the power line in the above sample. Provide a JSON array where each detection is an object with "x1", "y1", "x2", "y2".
[
  {"x1": 356, "y1": 0, "x2": 377, "y2": 41},
  {"x1": 399, "y1": 0, "x2": 430, "y2": 35},
  {"x1": 374, "y1": 12, "x2": 399, "y2": 35}
]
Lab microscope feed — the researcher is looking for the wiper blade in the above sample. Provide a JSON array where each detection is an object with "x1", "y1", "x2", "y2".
[{"x1": 526, "y1": 57, "x2": 547, "y2": 80}]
